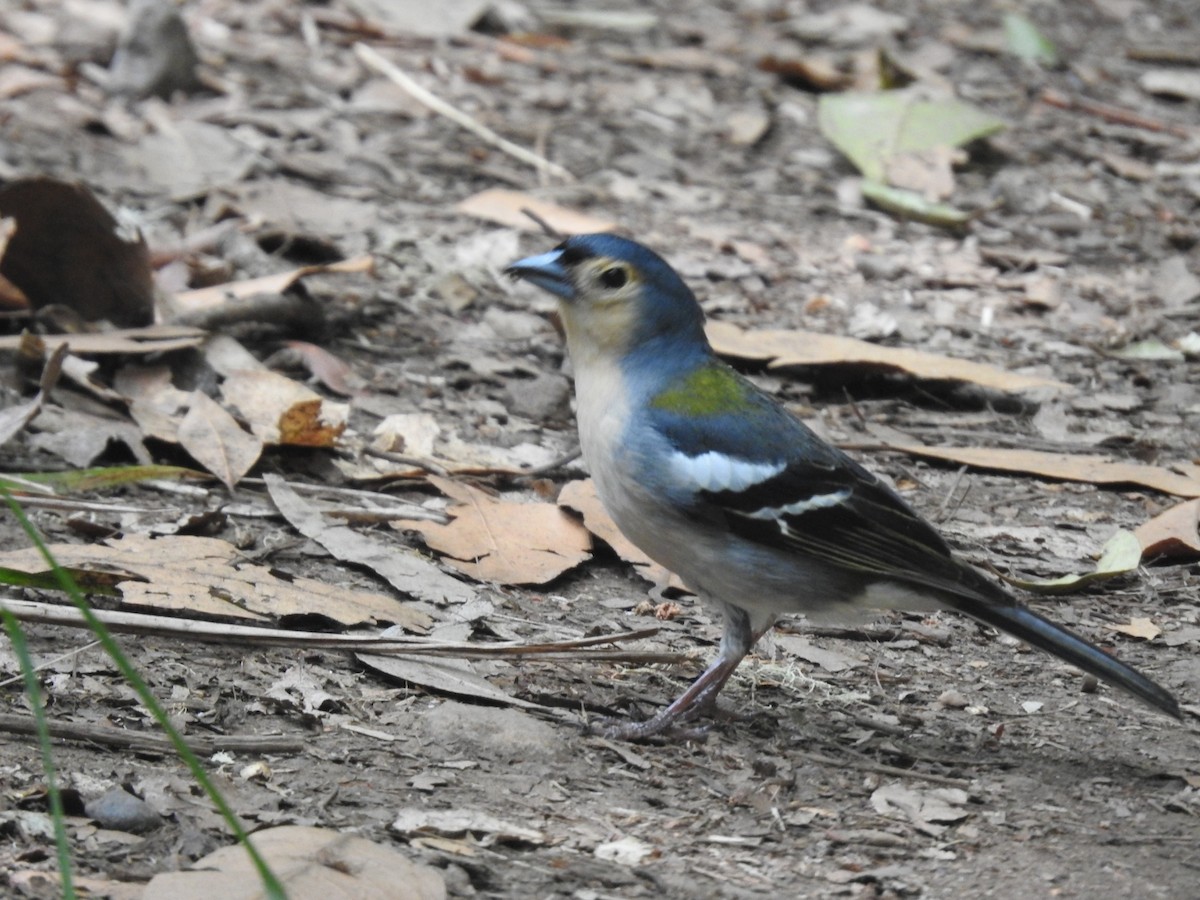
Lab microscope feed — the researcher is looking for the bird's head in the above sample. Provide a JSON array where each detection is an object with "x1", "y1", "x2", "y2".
[{"x1": 506, "y1": 234, "x2": 708, "y2": 365}]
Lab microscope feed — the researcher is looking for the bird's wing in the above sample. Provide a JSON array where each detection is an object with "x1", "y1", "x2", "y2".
[{"x1": 647, "y1": 391, "x2": 1000, "y2": 603}]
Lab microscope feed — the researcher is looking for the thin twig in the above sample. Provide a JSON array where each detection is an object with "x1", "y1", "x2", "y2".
[
  {"x1": 1038, "y1": 87, "x2": 1194, "y2": 138},
  {"x1": 362, "y1": 447, "x2": 451, "y2": 478},
  {"x1": 0, "y1": 598, "x2": 687, "y2": 664},
  {"x1": 0, "y1": 712, "x2": 303, "y2": 755},
  {"x1": 354, "y1": 43, "x2": 575, "y2": 181}
]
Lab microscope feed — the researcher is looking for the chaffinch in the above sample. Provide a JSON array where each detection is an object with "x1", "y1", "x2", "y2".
[{"x1": 506, "y1": 234, "x2": 1179, "y2": 739}]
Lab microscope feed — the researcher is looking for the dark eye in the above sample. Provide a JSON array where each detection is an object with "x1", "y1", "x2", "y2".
[{"x1": 599, "y1": 266, "x2": 628, "y2": 289}]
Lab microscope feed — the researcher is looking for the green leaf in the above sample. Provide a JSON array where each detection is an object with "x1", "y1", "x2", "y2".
[
  {"x1": 1007, "y1": 530, "x2": 1143, "y2": 595},
  {"x1": 2, "y1": 465, "x2": 208, "y2": 495},
  {"x1": 1003, "y1": 14, "x2": 1059, "y2": 67},
  {"x1": 1111, "y1": 339, "x2": 1185, "y2": 362},
  {"x1": 860, "y1": 180, "x2": 973, "y2": 228},
  {"x1": 818, "y1": 89, "x2": 1006, "y2": 182}
]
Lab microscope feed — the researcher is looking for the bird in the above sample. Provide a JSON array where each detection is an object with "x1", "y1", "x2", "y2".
[{"x1": 505, "y1": 233, "x2": 1180, "y2": 740}]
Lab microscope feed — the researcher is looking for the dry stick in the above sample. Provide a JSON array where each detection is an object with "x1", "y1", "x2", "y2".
[
  {"x1": 1038, "y1": 88, "x2": 1194, "y2": 138},
  {"x1": 353, "y1": 43, "x2": 575, "y2": 182},
  {"x1": 0, "y1": 713, "x2": 303, "y2": 755},
  {"x1": 0, "y1": 598, "x2": 686, "y2": 664}
]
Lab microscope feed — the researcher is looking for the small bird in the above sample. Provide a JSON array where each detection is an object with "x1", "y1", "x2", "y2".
[{"x1": 506, "y1": 234, "x2": 1180, "y2": 739}]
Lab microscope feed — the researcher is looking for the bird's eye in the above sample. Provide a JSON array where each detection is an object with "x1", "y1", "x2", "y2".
[{"x1": 599, "y1": 266, "x2": 628, "y2": 289}]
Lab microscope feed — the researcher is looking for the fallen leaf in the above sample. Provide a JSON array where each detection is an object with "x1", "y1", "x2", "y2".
[
  {"x1": 142, "y1": 825, "x2": 445, "y2": 900},
  {"x1": 456, "y1": 188, "x2": 617, "y2": 234},
  {"x1": 358, "y1": 652, "x2": 534, "y2": 709},
  {"x1": 1135, "y1": 499, "x2": 1200, "y2": 560},
  {"x1": 177, "y1": 391, "x2": 262, "y2": 489},
  {"x1": 1007, "y1": 530, "x2": 1142, "y2": 594},
  {"x1": 870, "y1": 783, "x2": 970, "y2": 836},
  {"x1": 818, "y1": 89, "x2": 1006, "y2": 183},
  {"x1": 373, "y1": 414, "x2": 440, "y2": 457},
  {"x1": 398, "y1": 476, "x2": 592, "y2": 585},
  {"x1": 171, "y1": 255, "x2": 374, "y2": 316},
  {"x1": 0, "y1": 325, "x2": 206, "y2": 355},
  {"x1": 884, "y1": 442, "x2": 1200, "y2": 498},
  {"x1": 264, "y1": 474, "x2": 475, "y2": 606},
  {"x1": 221, "y1": 370, "x2": 347, "y2": 448},
  {"x1": 0, "y1": 342, "x2": 65, "y2": 447},
  {"x1": 391, "y1": 808, "x2": 545, "y2": 846},
  {"x1": 0, "y1": 535, "x2": 428, "y2": 628},
  {"x1": 1106, "y1": 617, "x2": 1163, "y2": 641},
  {"x1": 707, "y1": 320, "x2": 1069, "y2": 395},
  {"x1": 557, "y1": 479, "x2": 676, "y2": 588},
  {"x1": 1003, "y1": 13, "x2": 1059, "y2": 66}
]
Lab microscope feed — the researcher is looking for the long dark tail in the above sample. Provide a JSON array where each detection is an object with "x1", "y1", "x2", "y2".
[{"x1": 953, "y1": 595, "x2": 1180, "y2": 719}]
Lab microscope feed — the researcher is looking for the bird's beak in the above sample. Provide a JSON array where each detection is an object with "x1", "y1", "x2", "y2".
[{"x1": 505, "y1": 249, "x2": 574, "y2": 300}]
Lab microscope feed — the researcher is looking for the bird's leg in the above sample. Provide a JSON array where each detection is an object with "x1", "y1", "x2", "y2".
[{"x1": 603, "y1": 606, "x2": 770, "y2": 741}]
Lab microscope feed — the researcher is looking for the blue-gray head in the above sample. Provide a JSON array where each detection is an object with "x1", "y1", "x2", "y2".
[{"x1": 506, "y1": 234, "x2": 708, "y2": 363}]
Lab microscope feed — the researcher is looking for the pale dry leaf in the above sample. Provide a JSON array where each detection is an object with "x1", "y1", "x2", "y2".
[
  {"x1": 456, "y1": 188, "x2": 617, "y2": 234},
  {"x1": 373, "y1": 413, "x2": 441, "y2": 456},
  {"x1": 171, "y1": 255, "x2": 374, "y2": 316},
  {"x1": 264, "y1": 473, "x2": 475, "y2": 606},
  {"x1": 707, "y1": 320, "x2": 1070, "y2": 395},
  {"x1": 1106, "y1": 617, "x2": 1162, "y2": 641},
  {"x1": 398, "y1": 475, "x2": 592, "y2": 585},
  {"x1": 221, "y1": 369, "x2": 347, "y2": 448},
  {"x1": 0, "y1": 324, "x2": 206, "y2": 354},
  {"x1": 392, "y1": 808, "x2": 545, "y2": 846},
  {"x1": 1134, "y1": 498, "x2": 1200, "y2": 560},
  {"x1": 0, "y1": 342, "x2": 66, "y2": 446},
  {"x1": 115, "y1": 364, "x2": 190, "y2": 443},
  {"x1": 886, "y1": 443, "x2": 1200, "y2": 498},
  {"x1": 177, "y1": 391, "x2": 262, "y2": 489},
  {"x1": 0, "y1": 534, "x2": 429, "y2": 629},
  {"x1": 356, "y1": 653, "x2": 534, "y2": 709},
  {"x1": 557, "y1": 479, "x2": 677, "y2": 589},
  {"x1": 142, "y1": 825, "x2": 445, "y2": 900}
]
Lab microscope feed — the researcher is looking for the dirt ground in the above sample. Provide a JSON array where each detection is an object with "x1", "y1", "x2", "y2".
[{"x1": 2, "y1": 1, "x2": 1199, "y2": 898}]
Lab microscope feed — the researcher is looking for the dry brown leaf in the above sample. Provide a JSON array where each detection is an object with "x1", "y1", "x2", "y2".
[
  {"x1": 175, "y1": 391, "x2": 262, "y2": 489},
  {"x1": 0, "y1": 342, "x2": 66, "y2": 447},
  {"x1": 557, "y1": 479, "x2": 678, "y2": 589},
  {"x1": 221, "y1": 369, "x2": 347, "y2": 447},
  {"x1": 0, "y1": 324, "x2": 207, "y2": 354},
  {"x1": 0, "y1": 534, "x2": 429, "y2": 629},
  {"x1": 398, "y1": 476, "x2": 592, "y2": 585},
  {"x1": 177, "y1": 391, "x2": 262, "y2": 489},
  {"x1": 265, "y1": 474, "x2": 476, "y2": 606},
  {"x1": 886, "y1": 443, "x2": 1200, "y2": 498},
  {"x1": 1135, "y1": 498, "x2": 1200, "y2": 559},
  {"x1": 357, "y1": 653, "x2": 534, "y2": 709},
  {"x1": 392, "y1": 808, "x2": 546, "y2": 846},
  {"x1": 277, "y1": 340, "x2": 367, "y2": 397},
  {"x1": 115, "y1": 364, "x2": 191, "y2": 443},
  {"x1": 1106, "y1": 617, "x2": 1163, "y2": 641},
  {"x1": 707, "y1": 320, "x2": 1071, "y2": 394},
  {"x1": 456, "y1": 188, "x2": 617, "y2": 234},
  {"x1": 142, "y1": 825, "x2": 445, "y2": 900},
  {"x1": 171, "y1": 255, "x2": 374, "y2": 316}
]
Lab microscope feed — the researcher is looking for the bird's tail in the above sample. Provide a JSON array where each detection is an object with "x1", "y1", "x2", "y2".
[{"x1": 952, "y1": 594, "x2": 1180, "y2": 719}]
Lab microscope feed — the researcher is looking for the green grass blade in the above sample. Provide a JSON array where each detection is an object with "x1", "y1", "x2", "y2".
[{"x1": 2, "y1": 493, "x2": 287, "y2": 900}]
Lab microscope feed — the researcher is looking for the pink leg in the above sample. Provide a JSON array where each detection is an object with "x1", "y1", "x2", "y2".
[{"x1": 604, "y1": 605, "x2": 771, "y2": 741}]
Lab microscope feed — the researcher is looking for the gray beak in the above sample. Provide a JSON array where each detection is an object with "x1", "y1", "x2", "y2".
[{"x1": 504, "y1": 249, "x2": 573, "y2": 300}]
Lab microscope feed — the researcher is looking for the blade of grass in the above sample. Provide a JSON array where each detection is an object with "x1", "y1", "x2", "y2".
[
  {"x1": 0, "y1": 608, "x2": 75, "y2": 900},
  {"x1": 2, "y1": 493, "x2": 286, "y2": 900}
]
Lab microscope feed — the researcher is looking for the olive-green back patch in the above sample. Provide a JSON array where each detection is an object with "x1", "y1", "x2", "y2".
[{"x1": 649, "y1": 365, "x2": 750, "y2": 416}]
